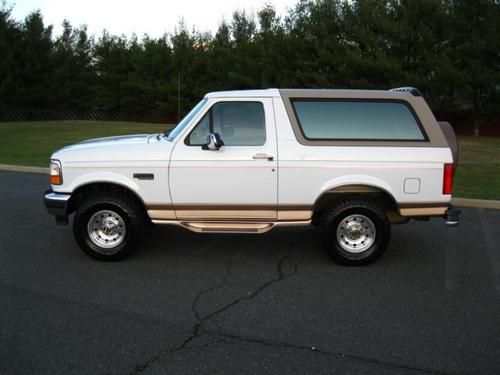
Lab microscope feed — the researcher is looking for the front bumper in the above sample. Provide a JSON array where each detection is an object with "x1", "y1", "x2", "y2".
[{"x1": 44, "y1": 190, "x2": 71, "y2": 225}]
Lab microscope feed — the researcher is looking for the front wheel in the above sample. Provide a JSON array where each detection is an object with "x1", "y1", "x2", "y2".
[
  {"x1": 73, "y1": 193, "x2": 144, "y2": 261},
  {"x1": 320, "y1": 199, "x2": 391, "y2": 266}
]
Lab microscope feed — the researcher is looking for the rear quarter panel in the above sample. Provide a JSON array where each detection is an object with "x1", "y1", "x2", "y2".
[{"x1": 272, "y1": 97, "x2": 454, "y2": 209}]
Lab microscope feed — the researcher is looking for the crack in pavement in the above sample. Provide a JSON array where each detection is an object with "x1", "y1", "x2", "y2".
[
  {"x1": 204, "y1": 331, "x2": 453, "y2": 375},
  {"x1": 191, "y1": 258, "x2": 233, "y2": 322},
  {"x1": 130, "y1": 230, "x2": 304, "y2": 374}
]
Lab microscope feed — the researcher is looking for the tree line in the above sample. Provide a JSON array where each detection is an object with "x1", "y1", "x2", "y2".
[{"x1": 0, "y1": 0, "x2": 499, "y2": 129}]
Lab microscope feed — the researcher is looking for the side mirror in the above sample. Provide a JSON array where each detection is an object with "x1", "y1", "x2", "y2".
[{"x1": 202, "y1": 133, "x2": 224, "y2": 151}]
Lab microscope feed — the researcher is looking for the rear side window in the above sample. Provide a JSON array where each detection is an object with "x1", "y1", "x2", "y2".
[{"x1": 291, "y1": 100, "x2": 426, "y2": 141}]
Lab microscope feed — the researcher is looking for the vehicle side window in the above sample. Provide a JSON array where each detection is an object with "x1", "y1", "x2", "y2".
[
  {"x1": 292, "y1": 100, "x2": 426, "y2": 141},
  {"x1": 186, "y1": 112, "x2": 210, "y2": 145},
  {"x1": 185, "y1": 101, "x2": 266, "y2": 146}
]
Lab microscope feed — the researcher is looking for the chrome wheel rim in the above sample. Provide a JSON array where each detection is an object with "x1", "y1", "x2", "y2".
[
  {"x1": 336, "y1": 214, "x2": 376, "y2": 254},
  {"x1": 87, "y1": 210, "x2": 126, "y2": 251}
]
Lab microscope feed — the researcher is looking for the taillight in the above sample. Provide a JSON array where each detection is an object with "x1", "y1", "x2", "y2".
[{"x1": 443, "y1": 163, "x2": 453, "y2": 195}]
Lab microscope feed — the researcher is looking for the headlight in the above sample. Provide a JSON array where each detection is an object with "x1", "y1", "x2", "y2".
[{"x1": 49, "y1": 159, "x2": 63, "y2": 185}]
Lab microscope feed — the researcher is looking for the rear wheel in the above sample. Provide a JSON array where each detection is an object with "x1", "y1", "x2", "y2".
[
  {"x1": 73, "y1": 193, "x2": 144, "y2": 261},
  {"x1": 320, "y1": 199, "x2": 391, "y2": 266}
]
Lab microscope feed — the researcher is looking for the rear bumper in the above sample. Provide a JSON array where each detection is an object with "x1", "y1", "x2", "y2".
[
  {"x1": 398, "y1": 203, "x2": 460, "y2": 227},
  {"x1": 44, "y1": 190, "x2": 71, "y2": 225}
]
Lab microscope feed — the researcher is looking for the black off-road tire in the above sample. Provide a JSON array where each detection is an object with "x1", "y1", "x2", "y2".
[
  {"x1": 319, "y1": 199, "x2": 391, "y2": 266},
  {"x1": 73, "y1": 193, "x2": 144, "y2": 261}
]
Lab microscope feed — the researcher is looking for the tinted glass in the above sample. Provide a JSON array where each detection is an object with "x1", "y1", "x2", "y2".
[
  {"x1": 186, "y1": 101, "x2": 266, "y2": 146},
  {"x1": 187, "y1": 112, "x2": 210, "y2": 145},
  {"x1": 292, "y1": 100, "x2": 425, "y2": 141}
]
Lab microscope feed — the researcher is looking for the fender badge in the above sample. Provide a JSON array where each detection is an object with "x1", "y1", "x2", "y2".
[{"x1": 133, "y1": 173, "x2": 154, "y2": 180}]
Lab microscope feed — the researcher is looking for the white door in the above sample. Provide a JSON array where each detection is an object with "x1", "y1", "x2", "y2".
[{"x1": 169, "y1": 98, "x2": 278, "y2": 220}]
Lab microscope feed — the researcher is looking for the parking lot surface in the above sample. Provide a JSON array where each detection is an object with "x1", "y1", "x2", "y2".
[{"x1": 1, "y1": 171, "x2": 499, "y2": 374}]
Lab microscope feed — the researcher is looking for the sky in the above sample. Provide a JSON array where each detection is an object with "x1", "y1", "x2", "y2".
[{"x1": 10, "y1": 0, "x2": 298, "y2": 37}]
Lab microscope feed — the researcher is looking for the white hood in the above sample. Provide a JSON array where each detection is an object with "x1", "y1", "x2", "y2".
[
  {"x1": 61, "y1": 134, "x2": 152, "y2": 149},
  {"x1": 52, "y1": 133, "x2": 172, "y2": 163}
]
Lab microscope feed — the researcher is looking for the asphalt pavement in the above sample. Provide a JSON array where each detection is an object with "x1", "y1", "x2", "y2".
[{"x1": 0, "y1": 171, "x2": 499, "y2": 375}]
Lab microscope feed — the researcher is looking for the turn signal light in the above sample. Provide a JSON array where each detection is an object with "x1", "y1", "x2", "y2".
[
  {"x1": 443, "y1": 163, "x2": 453, "y2": 195},
  {"x1": 50, "y1": 175, "x2": 62, "y2": 185},
  {"x1": 49, "y1": 160, "x2": 63, "y2": 185}
]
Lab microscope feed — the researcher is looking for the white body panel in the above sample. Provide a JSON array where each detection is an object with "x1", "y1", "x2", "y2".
[
  {"x1": 169, "y1": 98, "x2": 278, "y2": 209},
  {"x1": 52, "y1": 135, "x2": 173, "y2": 206}
]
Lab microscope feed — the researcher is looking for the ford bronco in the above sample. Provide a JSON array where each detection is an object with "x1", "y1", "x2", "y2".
[{"x1": 44, "y1": 87, "x2": 460, "y2": 265}]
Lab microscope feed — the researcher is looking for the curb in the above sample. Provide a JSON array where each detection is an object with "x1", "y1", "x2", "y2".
[
  {"x1": 1, "y1": 164, "x2": 499, "y2": 210},
  {"x1": 451, "y1": 198, "x2": 500, "y2": 210},
  {"x1": 0, "y1": 164, "x2": 48, "y2": 174}
]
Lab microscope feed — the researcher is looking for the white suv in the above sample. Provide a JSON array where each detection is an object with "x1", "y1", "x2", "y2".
[{"x1": 44, "y1": 87, "x2": 459, "y2": 265}]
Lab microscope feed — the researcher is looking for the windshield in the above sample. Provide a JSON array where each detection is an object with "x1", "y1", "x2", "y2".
[{"x1": 166, "y1": 99, "x2": 207, "y2": 141}]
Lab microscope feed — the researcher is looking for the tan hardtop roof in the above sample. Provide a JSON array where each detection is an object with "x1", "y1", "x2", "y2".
[
  {"x1": 278, "y1": 88, "x2": 448, "y2": 148},
  {"x1": 279, "y1": 88, "x2": 417, "y2": 100},
  {"x1": 205, "y1": 88, "x2": 420, "y2": 100}
]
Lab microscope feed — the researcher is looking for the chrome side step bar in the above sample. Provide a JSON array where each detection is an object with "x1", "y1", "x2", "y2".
[{"x1": 151, "y1": 220, "x2": 311, "y2": 234}]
